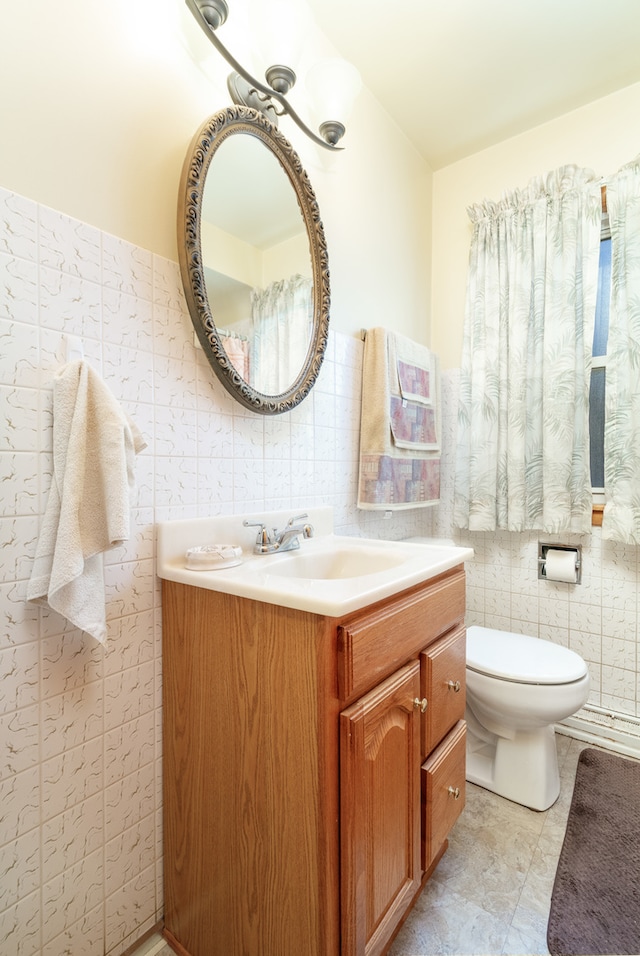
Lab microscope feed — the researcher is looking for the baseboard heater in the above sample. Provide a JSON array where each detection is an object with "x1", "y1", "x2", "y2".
[{"x1": 557, "y1": 704, "x2": 640, "y2": 759}]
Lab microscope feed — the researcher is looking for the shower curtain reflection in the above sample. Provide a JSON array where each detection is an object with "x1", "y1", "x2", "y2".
[{"x1": 250, "y1": 274, "x2": 313, "y2": 394}]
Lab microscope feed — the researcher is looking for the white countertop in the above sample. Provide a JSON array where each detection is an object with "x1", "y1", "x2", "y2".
[{"x1": 157, "y1": 508, "x2": 473, "y2": 617}]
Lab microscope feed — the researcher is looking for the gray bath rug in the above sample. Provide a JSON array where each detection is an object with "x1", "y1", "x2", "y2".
[{"x1": 547, "y1": 747, "x2": 640, "y2": 955}]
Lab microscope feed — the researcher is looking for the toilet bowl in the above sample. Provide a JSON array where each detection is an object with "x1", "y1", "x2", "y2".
[{"x1": 465, "y1": 625, "x2": 590, "y2": 811}]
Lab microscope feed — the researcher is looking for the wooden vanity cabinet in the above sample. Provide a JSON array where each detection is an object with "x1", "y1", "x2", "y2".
[{"x1": 162, "y1": 565, "x2": 467, "y2": 956}]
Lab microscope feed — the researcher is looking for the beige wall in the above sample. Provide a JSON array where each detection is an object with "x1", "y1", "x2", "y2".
[
  {"x1": 431, "y1": 81, "x2": 640, "y2": 369},
  {"x1": 0, "y1": 0, "x2": 432, "y2": 343}
]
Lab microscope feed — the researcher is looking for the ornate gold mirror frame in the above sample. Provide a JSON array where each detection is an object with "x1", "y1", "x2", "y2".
[{"x1": 177, "y1": 105, "x2": 331, "y2": 415}]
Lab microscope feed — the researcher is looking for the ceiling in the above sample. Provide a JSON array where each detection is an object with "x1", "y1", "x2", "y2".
[{"x1": 305, "y1": 0, "x2": 640, "y2": 169}]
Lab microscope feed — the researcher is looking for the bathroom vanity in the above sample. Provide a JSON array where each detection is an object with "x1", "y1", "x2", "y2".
[{"x1": 158, "y1": 511, "x2": 471, "y2": 956}]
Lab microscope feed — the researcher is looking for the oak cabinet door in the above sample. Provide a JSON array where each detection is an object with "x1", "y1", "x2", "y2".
[{"x1": 340, "y1": 661, "x2": 422, "y2": 956}]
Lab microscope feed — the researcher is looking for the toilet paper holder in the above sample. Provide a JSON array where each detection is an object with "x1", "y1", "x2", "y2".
[{"x1": 538, "y1": 543, "x2": 582, "y2": 584}]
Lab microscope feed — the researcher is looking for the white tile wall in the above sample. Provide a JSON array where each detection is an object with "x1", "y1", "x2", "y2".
[
  {"x1": 437, "y1": 369, "x2": 640, "y2": 722},
  {"x1": 0, "y1": 185, "x2": 433, "y2": 956}
]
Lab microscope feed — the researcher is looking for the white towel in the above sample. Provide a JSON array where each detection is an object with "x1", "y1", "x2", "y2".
[
  {"x1": 27, "y1": 360, "x2": 147, "y2": 644},
  {"x1": 357, "y1": 328, "x2": 440, "y2": 510}
]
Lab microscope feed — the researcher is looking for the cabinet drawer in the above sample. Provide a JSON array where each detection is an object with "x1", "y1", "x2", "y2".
[
  {"x1": 337, "y1": 568, "x2": 466, "y2": 701},
  {"x1": 421, "y1": 720, "x2": 466, "y2": 871},
  {"x1": 421, "y1": 625, "x2": 466, "y2": 756}
]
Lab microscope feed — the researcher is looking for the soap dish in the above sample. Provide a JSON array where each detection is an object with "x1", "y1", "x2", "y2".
[{"x1": 185, "y1": 544, "x2": 243, "y2": 571}]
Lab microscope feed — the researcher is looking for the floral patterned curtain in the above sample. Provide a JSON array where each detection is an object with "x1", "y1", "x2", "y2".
[
  {"x1": 454, "y1": 166, "x2": 602, "y2": 533},
  {"x1": 602, "y1": 157, "x2": 640, "y2": 543}
]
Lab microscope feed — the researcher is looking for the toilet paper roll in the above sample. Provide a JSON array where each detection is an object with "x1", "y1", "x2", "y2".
[{"x1": 545, "y1": 549, "x2": 578, "y2": 583}]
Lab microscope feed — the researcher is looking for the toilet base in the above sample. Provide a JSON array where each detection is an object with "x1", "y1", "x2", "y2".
[{"x1": 466, "y1": 719, "x2": 560, "y2": 811}]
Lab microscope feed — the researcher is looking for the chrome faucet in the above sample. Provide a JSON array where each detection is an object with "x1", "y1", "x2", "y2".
[{"x1": 243, "y1": 513, "x2": 314, "y2": 554}]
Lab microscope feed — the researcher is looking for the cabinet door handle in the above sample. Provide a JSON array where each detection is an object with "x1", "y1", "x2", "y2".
[
  {"x1": 448, "y1": 786, "x2": 461, "y2": 800},
  {"x1": 413, "y1": 697, "x2": 428, "y2": 713},
  {"x1": 447, "y1": 680, "x2": 461, "y2": 693}
]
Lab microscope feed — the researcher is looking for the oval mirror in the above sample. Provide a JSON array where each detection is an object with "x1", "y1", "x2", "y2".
[{"x1": 177, "y1": 106, "x2": 330, "y2": 415}]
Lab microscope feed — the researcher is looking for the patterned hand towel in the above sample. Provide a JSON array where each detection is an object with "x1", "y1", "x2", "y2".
[
  {"x1": 357, "y1": 327, "x2": 440, "y2": 510},
  {"x1": 27, "y1": 360, "x2": 147, "y2": 644},
  {"x1": 388, "y1": 332, "x2": 440, "y2": 451}
]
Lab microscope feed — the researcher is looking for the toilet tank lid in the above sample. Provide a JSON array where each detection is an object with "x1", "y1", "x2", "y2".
[{"x1": 466, "y1": 626, "x2": 588, "y2": 684}]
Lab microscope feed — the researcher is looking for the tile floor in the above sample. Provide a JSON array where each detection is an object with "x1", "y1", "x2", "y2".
[
  {"x1": 134, "y1": 734, "x2": 596, "y2": 956},
  {"x1": 388, "y1": 733, "x2": 586, "y2": 956}
]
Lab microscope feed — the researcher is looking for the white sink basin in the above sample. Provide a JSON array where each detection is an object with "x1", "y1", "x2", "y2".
[
  {"x1": 157, "y1": 507, "x2": 473, "y2": 616},
  {"x1": 267, "y1": 544, "x2": 407, "y2": 580}
]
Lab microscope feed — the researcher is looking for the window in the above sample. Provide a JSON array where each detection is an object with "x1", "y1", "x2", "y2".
[{"x1": 589, "y1": 189, "x2": 611, "y2": 523}]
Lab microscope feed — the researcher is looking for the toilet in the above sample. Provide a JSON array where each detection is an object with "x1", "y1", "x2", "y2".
[{"x1": 465, "y1": 625, "x2": 590, "y2": 811}]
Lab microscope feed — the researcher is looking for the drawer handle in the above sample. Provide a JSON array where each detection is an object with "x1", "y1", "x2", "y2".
[
  {"x1": 448, "y1": 786, "x2": 461, "y2": 800},
  {"x1": 447, "y1": 680, "x2": 461, "y2": 693},
  {"x1": 413, "y1": 697, "x2": 428, "y2": 713}
]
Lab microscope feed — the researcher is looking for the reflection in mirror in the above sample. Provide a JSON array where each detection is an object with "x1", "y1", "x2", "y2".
[
  {"x1": 205, "y1": 271, "x2": 313, "y2": 394},
  {"x1": 177, "y1": 106, "x2": 330, "y2": 415},
  {"x1": 201, "y1": 132, "x2": 313, "y2": 394}
]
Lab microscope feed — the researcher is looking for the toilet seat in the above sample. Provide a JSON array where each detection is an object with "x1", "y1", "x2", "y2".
[{"x1": 467, "y1": 625, "x2": 588, "y2": 685}]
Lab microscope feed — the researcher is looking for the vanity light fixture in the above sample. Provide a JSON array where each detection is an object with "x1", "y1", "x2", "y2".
[{"x1": 185, "y1": 0, "x2": 360, "y2": 149}]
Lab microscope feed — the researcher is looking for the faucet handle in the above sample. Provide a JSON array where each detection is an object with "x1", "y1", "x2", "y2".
[
  {"x1": 243, "y1": 519, "x2": 266, "y2": 531},
  {"x1": 243, "y1": 519, "x2": 271, "y2": 549},
  {"x1": 287, "y1": 512, "x2": 309, "y2": 526}
]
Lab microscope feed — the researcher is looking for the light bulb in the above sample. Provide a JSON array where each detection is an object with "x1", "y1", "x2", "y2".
[
  {"x1": 306, "y1": 57, "x2": 362, "y2": 127},
  {"x1": 250, "y1": 0, "x2": 313, "y2": 74}
]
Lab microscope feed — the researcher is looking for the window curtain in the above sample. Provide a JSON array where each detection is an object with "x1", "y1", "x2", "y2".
[
  {"x1": 250, "y1": 274, "x2": 313, "y2": 394},
  {"x1": 454, "y1": 166, "x2": 602, "y2": 533},
  {"x1": 602, "y1": 157, "x2": 640, "y2": 543}
]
